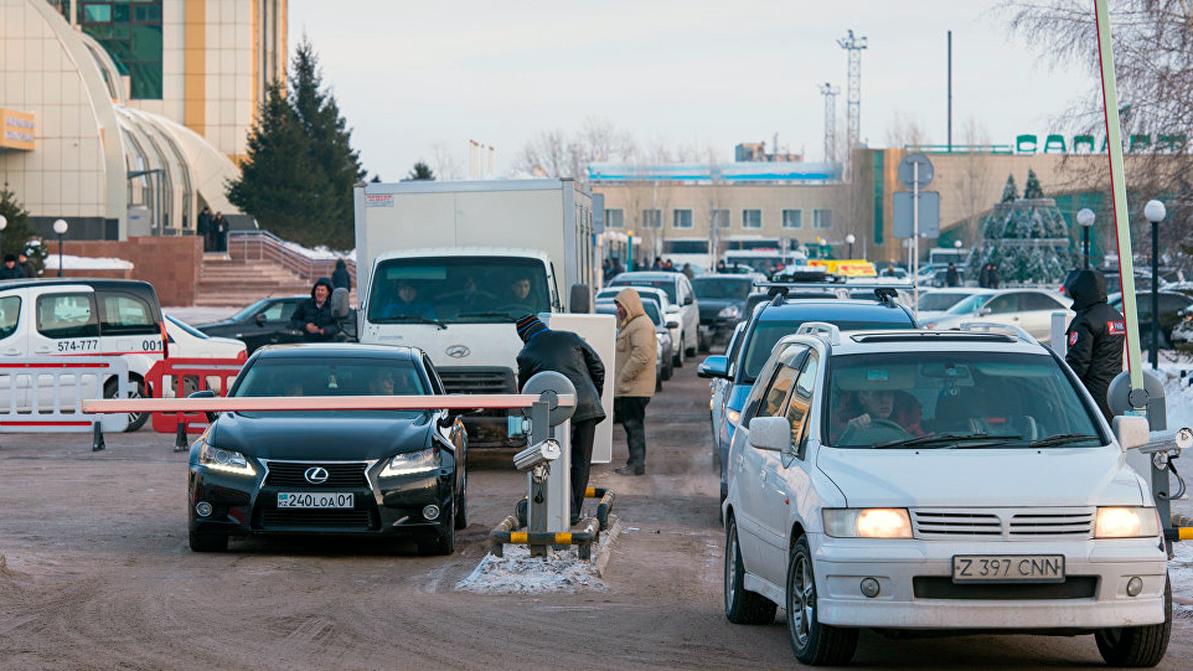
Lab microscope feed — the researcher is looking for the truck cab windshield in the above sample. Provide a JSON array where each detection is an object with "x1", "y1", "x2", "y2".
[{"x1": 368, "y1": 256, "x2": 552, "y2": 324}]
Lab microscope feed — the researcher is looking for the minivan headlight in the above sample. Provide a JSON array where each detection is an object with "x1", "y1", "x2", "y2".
[
  {"x1": 198, "y1": 439, "x2": 256, "y2": 477},
  {"x1": 1095, "y1": 506, "x2": 1161, "y2": 538},
  {"x1": 718, "y1": 305, "x2": 741, "y2": 319},
  {"x1": 824, "y1": 508, "x2": 913, "y2": 538},
  {"x1": 379, "y1": 448, "x2": 439, "y2": 478}
]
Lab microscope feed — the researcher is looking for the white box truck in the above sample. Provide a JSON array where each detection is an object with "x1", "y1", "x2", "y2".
[{"x1": 354, "y1": 178, "x2": 600, "y2": 447}]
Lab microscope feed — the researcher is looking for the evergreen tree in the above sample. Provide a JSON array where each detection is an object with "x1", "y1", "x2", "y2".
[
  {"x1": 226, "y1": 37, "x2": 365, "y2": 249},
  {"x1": 0, "y1": 183, "x2": 46, "y2": 270},
  {"x1": 227, "y1": 82, "x2": 327, "y2": 245},
  {"x1": 1023, "y1": 168, "x2": 1045, "y2": 199},
  {"x1": 404, "y1": 162, "x2": 435, "y2": 181},
  {"x1": 1000, "y1": 174, "x2": 1019, "y2": 203}
]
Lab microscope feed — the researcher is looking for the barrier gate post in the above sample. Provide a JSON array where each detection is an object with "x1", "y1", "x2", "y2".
[{"x1": 519, "y1": 371, "x2": 577, "y2": 556}]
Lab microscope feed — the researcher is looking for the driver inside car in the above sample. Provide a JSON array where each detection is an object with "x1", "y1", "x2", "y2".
[{"x1": 834, "y1": 388, "x2": 925, "y2": 439}]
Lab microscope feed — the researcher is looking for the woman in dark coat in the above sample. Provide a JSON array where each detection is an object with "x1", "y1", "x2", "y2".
[{"x1": 331, "y1": 259, "x2": 352, "y2": 291}]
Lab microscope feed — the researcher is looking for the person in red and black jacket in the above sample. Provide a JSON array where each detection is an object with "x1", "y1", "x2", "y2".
[{"x1": 1064, "y1": 269, "x2": 1125, "y2": 422}]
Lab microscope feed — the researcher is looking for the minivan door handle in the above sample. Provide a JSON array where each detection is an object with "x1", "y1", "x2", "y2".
[
  {"x1": 34, "y1": 346, "x2": 52, "y2": 354},
  {"x1": 3, "y1": 348, "x2": 20, "y2": 356}
]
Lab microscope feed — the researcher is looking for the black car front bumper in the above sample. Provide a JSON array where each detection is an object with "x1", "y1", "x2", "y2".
[{"x1": 188, "y1": 457, "x2": 454, "y2": 538}]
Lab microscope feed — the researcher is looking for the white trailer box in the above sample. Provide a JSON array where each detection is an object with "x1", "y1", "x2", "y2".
[{"x1": 354, "y1": 179, "x2": 604, "y2": 448}]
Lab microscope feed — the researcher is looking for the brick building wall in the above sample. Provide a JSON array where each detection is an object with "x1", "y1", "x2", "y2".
[{"x1": 60, "y1": 237, "x2": 202, "y2": 306}]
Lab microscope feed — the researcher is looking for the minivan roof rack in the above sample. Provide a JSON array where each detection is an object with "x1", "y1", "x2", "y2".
[
  {"x1": 956, "y1": 320, "x2": 1038, "y2": 344},
  {"x1": 796, "y1": 321, "x2": 843, "y2": 346}
]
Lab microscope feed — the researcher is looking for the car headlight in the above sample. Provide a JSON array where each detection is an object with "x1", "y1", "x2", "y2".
[
  {"x1": 718, "y1": 305, "x2": 741, "y2": 319},
  {"x1": 1095, "y1": 506, "x2": 1161, "y2": 538},
  {"x1": 379, "y1": 448, "x2": 440, "y2": 478},
  {"x1": 823, "y1": 508, "x2": 913, "y2": 538},
  {"x1": 197, "y1": 439, "x2": 256, "y2": 477}
]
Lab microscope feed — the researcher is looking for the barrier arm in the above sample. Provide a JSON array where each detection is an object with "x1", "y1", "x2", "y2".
[{"x1": 83, "y1": 394, "x2": 576, "y2": 415}]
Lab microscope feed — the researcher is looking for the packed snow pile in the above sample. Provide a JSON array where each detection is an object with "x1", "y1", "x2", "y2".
[
  {"x1": 455, "y1": 525, "x2": 622, "y2": 595},
  {"x1": 1171, "y1": 541, "x2": 1193, "y2": 619},
  {"x1": 280, "y1": 239, "x2": 354, "y2": 262},
  {"x1": 1156, "y1": 356, "x2": 1193, "y2": 437},
  {"x1": 44, "y1": 254, "x2": 133, "y2": 270}
]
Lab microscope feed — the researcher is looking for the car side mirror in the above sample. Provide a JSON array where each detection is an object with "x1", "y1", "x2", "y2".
[
  {"x1": 254, "y1": 313, "x2": 267, "y2": 325},
  {"x1": 684, "y1": 295, "x2": 694, "y2": 306},
  {"x1": 697, "y1": 355, "x2": 729, "y2": 379},
  {"x1": 666, "y1": 318, "x2": 680, "y2": 329},
  {"x1": 188, "y1": 389, "x2": 219, "y2": 423},
  {"x1": 748, "y1": 416, "x2": 791, "y2": 452},
  {"x1": 330, "y1": 288, "x2": 351, "y2": 320}
]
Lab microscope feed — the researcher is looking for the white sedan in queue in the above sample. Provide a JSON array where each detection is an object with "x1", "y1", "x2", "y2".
[{"x1": 723, "y1": 324, "x2": 1171, "y2": 667}]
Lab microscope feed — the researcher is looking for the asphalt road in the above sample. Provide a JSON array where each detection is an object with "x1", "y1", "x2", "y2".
[{"x1": 0, "y1": 360, "x2": 1190, "y2": 670}]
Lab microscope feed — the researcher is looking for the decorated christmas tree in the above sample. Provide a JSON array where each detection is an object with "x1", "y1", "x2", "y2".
[{"x1": 967, "y1": 171, "x2": 1077, "y2": 284}]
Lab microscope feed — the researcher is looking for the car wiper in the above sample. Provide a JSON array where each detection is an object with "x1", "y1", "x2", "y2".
[
  {"x1": 1027, "y1": 433, "x2": 1101, "y2": 448},
  {"x1": 456, "y1": 311, "x2": 515, "y2": 320},
  {"x1": 373, "y1": 315, "x2": 448, "y2": 330},
  {"x1": 875, "y1": 433, "x2": 1022, "y2": 449}
]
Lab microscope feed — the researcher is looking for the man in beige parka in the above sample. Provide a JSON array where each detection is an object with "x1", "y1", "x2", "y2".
[{"x1": 612, "y1": 288, "x2": 657, "y2": 476}]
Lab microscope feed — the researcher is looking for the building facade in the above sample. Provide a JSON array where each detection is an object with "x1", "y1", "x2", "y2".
[{"x1": 1, "y1": 0, "x2": 286, "y2": 240}]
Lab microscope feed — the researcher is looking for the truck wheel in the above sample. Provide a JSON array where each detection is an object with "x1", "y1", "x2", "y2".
[
  {"x1": 724, "y1": 516, "x2": 776, "y2": 625},
  {"x1": 188, "y1": 528, "x2": 228, "y2": 552},
  {"x1": 787, "y1": 536, "x2": 857, "y2": 666},
  {"x1": 105, "y1": 378, "x2": 149, "y2": 432},
  {"x1": 1094, "y1": 576, "x2": 1171, "y2": 667}
]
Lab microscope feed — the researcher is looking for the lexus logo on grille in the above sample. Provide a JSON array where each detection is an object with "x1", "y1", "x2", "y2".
[
  {"x1": 303, "y1": 466, "x2": 329, "y2": 484},
  {"x1": 445, "y1": 344, "x2": 471, "y2": 359}
]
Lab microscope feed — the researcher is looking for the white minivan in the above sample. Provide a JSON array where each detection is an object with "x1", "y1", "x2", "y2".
[
  {"x1": 0, "y1": 279, "x2": 168, "y2": 431},
  {"x1": 724, "y1": 323, "x2": 1173, "y2": 667}
]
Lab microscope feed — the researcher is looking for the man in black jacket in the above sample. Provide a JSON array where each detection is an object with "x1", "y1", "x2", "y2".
[
  {"x1": 1064, "y1": 269, "x2": 1125, "y2": 422},
  {"x1": 289, "y1": 277, "x2": 341, "y2": 342},
  {"x1": 515, "y1": 314, "x2": 606, "y2": 524}
]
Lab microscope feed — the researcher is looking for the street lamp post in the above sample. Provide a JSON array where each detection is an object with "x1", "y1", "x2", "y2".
[
  {"x1": 1144, "y1": 200, "x2": 1166, "y2": 369},
  {"x1": 1077, "y1": 208, "x2": 1095, "y2": 270},
  {"x1": 845, "y1": 233, "x2": 855, "y2": 259},
  {"x1": 53, "y1": 219, "x2": 68, "y2": 278}
]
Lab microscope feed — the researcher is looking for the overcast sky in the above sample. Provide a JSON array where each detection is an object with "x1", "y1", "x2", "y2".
[{"x1": 288, "y1": 0, "x2": 1097, "y2": 180}]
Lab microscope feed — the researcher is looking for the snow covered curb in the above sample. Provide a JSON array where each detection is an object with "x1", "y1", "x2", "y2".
[
  {"x1": 455, "y1": 518, "x2": 621, "y2": 594},
  {"x1": 44, "y1": 254, "x2": 133, "y2": 270}
]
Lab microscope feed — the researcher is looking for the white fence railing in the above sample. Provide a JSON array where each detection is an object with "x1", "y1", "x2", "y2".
[{"x1": 0, "y1": 357, "x2": 130, "y2": 433}]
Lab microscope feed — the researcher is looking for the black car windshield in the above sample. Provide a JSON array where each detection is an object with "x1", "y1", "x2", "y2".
[
  {"x1": 609, "y1": 278, "x2": 677, "y2": 303},
  {"x1": 693, "y1": 278, "x2": 752, "y2": 301},
  {"x1": 825, "y1": 352, "x2": 1105, "y2": 449},
  {"x1": 368, "y1": 256, "x2": 551, "y2": 324},
  {"x1": 229, "y1": 298, "x2": 271, "y2": 322},
  {"x1": 740, "y1": 316, "x2": 912, "y2": 383},
  {"x1": 233, "y1": 357, "x2": 428, "y2": 417}
]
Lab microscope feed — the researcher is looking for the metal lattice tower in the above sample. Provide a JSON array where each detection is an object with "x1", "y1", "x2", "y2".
[
  {"x1": 819, "y1": 83, "x2": 840, "y2": 164},
  {"x1": 836, "y1": 29, "x2": 867, "y2": 181}
]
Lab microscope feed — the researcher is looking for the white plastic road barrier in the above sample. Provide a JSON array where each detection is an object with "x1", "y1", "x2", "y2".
[
  {"x1": 0, "y1": 357, "x2": 130, "y2": 433},
  {"x1": 83, "y1": 393, "x2": 575, "y2": 414}
]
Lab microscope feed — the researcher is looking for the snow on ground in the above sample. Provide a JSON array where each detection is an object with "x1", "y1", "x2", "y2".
[
  {"x1": 455, "y1": 544, "x2": 608, "y2": 594},
  {"x1": 1156, "y1": 352, "x2": 1193, "y2": 437},
  {"x1": 1171, "y1": 541, "x2": 1193, "y2": 619},
  {"x1": 44, "y1": 254, "x2": 133, "y2": 270},
  {"x1": 279, "y1": 239, "x2": 354, "y2": 262}
]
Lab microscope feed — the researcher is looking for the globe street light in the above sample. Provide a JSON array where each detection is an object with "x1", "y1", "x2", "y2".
[
  {"x1": 1076, "y1": 208, "x2": 1095, "y2": 269},
  {"x1": 845, "y1": 233, "x2": 856, "y2": 259},
  {"x1": 53, "y1": 218, "x2": 68, "y2": 278},
  {"x1": 953, "y1": 239, "x2": 963, "y2": 249},
  {"x1": 0, "y1": 214, "x2": 7, "y2": 258},
  {"x1": 1144, "y1": 199, "x2": 1166, "y2": 369}
]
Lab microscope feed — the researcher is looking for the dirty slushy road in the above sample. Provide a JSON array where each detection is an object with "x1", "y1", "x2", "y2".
[{"x1": 1, "y1": 363, "x2": 1190, "y2": 670}]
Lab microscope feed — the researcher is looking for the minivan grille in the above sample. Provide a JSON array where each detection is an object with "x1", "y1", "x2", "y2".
[
  {"x1": 439, "y1": 367, "x2": 516, "y2": 394},
  {"x1": 912, "y1": 508, "x2": 1096, "y2": 540},
  {"x1": 265, "y1": 462, "x2": 369, "y2": 488}
]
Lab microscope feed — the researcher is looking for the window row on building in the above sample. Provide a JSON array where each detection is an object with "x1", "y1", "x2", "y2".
[{"x1": 603, "y1": 208, "x2": 833, "y2": 231}]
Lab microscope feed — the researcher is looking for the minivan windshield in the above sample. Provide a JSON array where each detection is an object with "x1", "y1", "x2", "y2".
[
  {"x1": 740, "y1": 315, "x2": 913, "y2": 383},
  {"x1": 368, "y1": 256, "x2": 551, "y2": 324},
  {"x1": 826, "y1": 352, "x2": 1104, "y2": 449}
]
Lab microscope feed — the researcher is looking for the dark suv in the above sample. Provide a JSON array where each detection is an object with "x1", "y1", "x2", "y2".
[{"x1": 698, "y1": 295, "x2": 916, "y2": 508}]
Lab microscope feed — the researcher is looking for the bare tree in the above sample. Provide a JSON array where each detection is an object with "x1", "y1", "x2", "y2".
[
  {"x1": 951, "y1": 117, "x2": 995, "y2": 244},
  {"x1": 429, "y1": 142, "x2": 463, "y2": 181},
  {"x1": 885, "y1": 111, "x2": 932, "y2": 149},
  {"x1": 513, "y1": 129, "x2": 569, "y2": 178},
  {"x1": 1004, "y1": 0, "x2": 1193, "y2": 268}
]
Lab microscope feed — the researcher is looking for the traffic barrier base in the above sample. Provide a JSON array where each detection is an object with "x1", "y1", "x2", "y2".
[{"x1": 489, "y1": 515, "x2": 602, "y2": 560}]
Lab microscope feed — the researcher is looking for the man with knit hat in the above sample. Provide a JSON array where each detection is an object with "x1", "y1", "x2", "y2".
[
  {"x1": 612, "y1": 288, "x2": 656, "y2": 476},
  {"x1": 515, "y1": 314, "x2": 606, "y2": 524}
]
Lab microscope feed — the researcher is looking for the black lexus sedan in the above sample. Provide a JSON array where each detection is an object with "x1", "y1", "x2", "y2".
[{"x1": 187, "y1": 344, "x2": 467, "y2": 555}]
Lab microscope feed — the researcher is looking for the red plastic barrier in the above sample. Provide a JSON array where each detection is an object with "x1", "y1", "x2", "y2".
[{"x1": 146, "y1": 356, "x2": 245, "y2": 434}]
